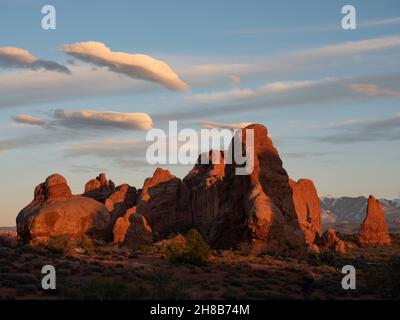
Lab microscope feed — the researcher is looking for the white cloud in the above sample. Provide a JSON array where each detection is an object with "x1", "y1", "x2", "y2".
[
  {"x1": 180, "y1": 36, "x2": 400, "y2": 82},
  {"x1": 13, "y1": 114, "x2": 47, "y2": 126},
  {"x1": 54, "y1": 109, "x2": 153, "y2": 131},
  {"x1": 0, "y1": 65, "x2": 152, "y2": 109},
  {"x1": 63, "y1": 41, "x2": 189, "y2": 91},
  {"x1": 0, "y1": 47, "x2": 70, "y2": 74},
  {"x1": 349, "y1": 83, "x2": 400, "y2": 98},
  {"x1": 229, "y1": 74, "x2": 241, "y2": 85},
  {"x1": 188, "y1": 80, "x2": 314, "y2": 103},
  {"x1": 197, "y1": 120, "x2": 252, "y2": 129},
  {"x1": 360, "y1": 17, "x2": 400, "y2": 27}
]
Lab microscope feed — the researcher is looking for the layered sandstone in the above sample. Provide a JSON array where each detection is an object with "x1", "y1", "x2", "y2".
[
  {"x1": 183, "y1": 150, "x2": 225, "y2": 235},
  {"x1": 104, "y1": 184, "x2": 138, "y2": 222},
  {"x1": 84, "y1": 173, "x2": 116, "y2": 203},
  {"x1": 289, "y1": 179, "x2": 321, "y2": 244},
  {"x1": 113, "y1": 206, "x2": 153, "y2": 248},
  {"x1": 16, "y1": 174, "x2": 111, "y2": 244},
  {"x1": 136, "y1": 168, "x2": 190, "y2": 236},
  {"x1": 207, "y1": 124, "x2": 306, "y2": 256},
  {"x1": 358, "y1": 195, "x2": 391, "y2": 245}
]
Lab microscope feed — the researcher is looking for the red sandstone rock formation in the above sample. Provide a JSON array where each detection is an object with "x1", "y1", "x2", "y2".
[
  {"x1": 136, "y1": 168, "x2": 190, "y2": 236},
  {"x1": 183, "y1": 150, "x2": 225, "y2": 235},
  {"x1": 358, "y1": 195, "x2": 391, "y2": 245},
  {"x1": 16, "y1": 174, "x2": 111, "y2": 244},
  {"x1": 113, "y1": 206, "x2": 153, "y2": 248},
  {"x1": 84, "y1": 173, "x2": 116, "y2": 202},
  {"x1": 105, "y1": 184, "x2": 138, "y2": 222},
  {"x1": 289, "y1": 179, "x2": 321, "y2": 244},
  {"x1": 207, "y1": 124, "x2": 306, "y2": 256},
  {"x1": 317, "y1": 229, "x2": 346, "y2": 254}
]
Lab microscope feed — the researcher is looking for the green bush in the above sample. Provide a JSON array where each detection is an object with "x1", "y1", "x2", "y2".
[
  {"x1": 46, "y1": 235, "x2": 73, "y2": 255},
  {"x1": 166, "y1": 229, "x2": 210, "y2": 266}
]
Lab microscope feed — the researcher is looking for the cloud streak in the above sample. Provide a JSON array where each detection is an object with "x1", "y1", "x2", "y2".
[
  {"x1": 13, "y1": 110, "x2": 153, "y2": 131},
  {"x1": 317, "y1": 113, "x2": 400, "y2": 144},
  {"x1": 53, "y1": 110, "x2": 153, "y2": 131},
  {"x1": 13, "y1": 114, "x2": 47, "y2": 127},
  {"x1": 350, "y1": 83, "x2": 400, "y2": 98},
  {"x1": 0, "y1": 47, "x2": 71, "y2": 74},
  {"x1": 197, "y1": 120, "x2": 252, "y2": 129},
  {"x1": 63, "y1": 41, "x2": 189, "y2": 91},
  {"x1": 181, "y1": 35, "x2": 400, "y2": 82}
]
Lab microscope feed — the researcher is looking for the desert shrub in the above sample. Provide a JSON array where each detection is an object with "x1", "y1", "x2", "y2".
[
  {"x1": 76, "y1": 235, "x2": 95, "y2": 255},
  {"x1": 46, "y1": 235, "x2": 73, "y2": 255},
  {"x1": 150, "y1": 267, "x2": 187, "y2": 299},
  {"x1": 367, "y1": 256, "x2": 400, "y2": 298},
  {"x1": 0, "y1": 233, "x2": 18, "y2": 248},
  {"x1": 319, "y1": 250, "x2": 337, "y2": 265},
  {"x1": 62, "y1": 278, "x2": 147, "y2": 300},
  {"x1": 238, "y1": 242, "x2": 253, "y2": 256},
  {"x1": 166, "y1": 228, "x2": 210, "y2": 266}
]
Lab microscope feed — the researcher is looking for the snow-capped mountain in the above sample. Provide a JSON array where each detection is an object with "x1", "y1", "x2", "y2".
[{"x1": 320, "y1": 196, "x2": 400, "y2": 233}]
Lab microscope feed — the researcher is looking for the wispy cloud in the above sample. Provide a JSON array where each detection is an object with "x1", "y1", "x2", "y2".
[
  {"x1": 181, "y1": 36, "x2": 400, "y2": 82},
  {"x1": 13, "y1": 110, "x2": 153, "y2": 131},
  {"x1": 0, "y1": 47, "x2": 70, "y2": 74},
  {"x1": 64, "y1": 138, "x2": 148, "y2": 158},
  {"x1": 0, "y1": 65, "x2": 152, "y2": 109},
  {"x1": 350, "y1": 83, "x2": 400, "y2": 98},
  {"x1": 155, "y1": 73, "x2": 400, "y2": 122},
  {"x1": 317, "y1": 113, "x2": 400, "y2": 144},
  {"x1": 232, "y1": 17, "x2": 400, "y2": 35},
  {"x1": 188, "y1": 80, "x2": 314, "y2": 103},
  {"x1": 197, "y1": 120, "x2": 252, "y2": 129},
  {"x1": 12, "y1": 114, "x2": 47, "y2": 127},
  {"x1": 359, "y1": 17, "x2": 400, "y2": 27},
  {"x1": 63, "y1": 41, "x2": 189, "y2": 91},
  {"x1": 53, "y1": 110, "x2": 153, "y2": 131}
]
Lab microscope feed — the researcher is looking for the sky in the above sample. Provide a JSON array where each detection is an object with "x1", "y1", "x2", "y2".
[{"x1": 0, "y1": 0, "x2": 400, "y2": 226}]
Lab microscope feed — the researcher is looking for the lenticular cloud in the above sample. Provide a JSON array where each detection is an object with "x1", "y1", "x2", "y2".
[
  {"x1": 63, "y1": 41, "x2": 189, "y2": 91},
  {"x1": 0, "y1": 47, "x2": 71, "y2": 74}
]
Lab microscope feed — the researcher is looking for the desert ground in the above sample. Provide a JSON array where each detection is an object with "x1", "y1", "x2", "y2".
[{"x1": 1, "y1": 230, "x2": 399, "y2": 300}]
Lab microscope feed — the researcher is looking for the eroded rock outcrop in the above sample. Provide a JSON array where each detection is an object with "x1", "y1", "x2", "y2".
[
  {"x1": 17, "y1": 174, "x2": 111, "y2": 244},
  {"x1": 84, "y1": 173, "x2": 116, "y2": 203},
  {"x1": 183, "y1": 150, "x2": 225, "y2": 235},
  {"x1": 317, "y1": 229, "x2": 346, "y2": 254},
  {"x1": 136, "y1": 168, "x2": 190, "y2": 236},
  {"x1": 207, "y1": 124, "x2": 306, "y2": 256},
  {"x1": 289, "y1": 179, "x2": 321, "y2": 244},
  {"x1": 358, "y1": 195, "x2": 391, "y2": 245},
  {"x1": 105, "y1": 184, "x2": 138, "y2": 222},
  {"x1": 113, "y1": 206, "x2": 153, "y2": 248}
]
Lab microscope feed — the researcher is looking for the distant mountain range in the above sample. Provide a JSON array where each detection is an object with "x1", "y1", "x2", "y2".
[{"x1": 320, "y1": 196, "x2": 400, "y2": 234}]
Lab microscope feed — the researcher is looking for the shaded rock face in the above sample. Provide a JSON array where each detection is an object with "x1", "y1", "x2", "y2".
[
  {"x1": 358, "y1": 195, "x2": 391, "y2": 245},
  {"x1": 84, "y1": 173, "x2": 116, "y2": 203},
  {"x1": 16, "y1": 174, "x2": 111, "y2": 244},
  {"x1": 183, "y1": 150, "x2": 225, "y2": 235},
  {"x1": 207, "y1": 124, "x2": 306, "y2": 256},
  {"x1": 113, "y1": 207, "x2": 153, "y2": 248},
  {"x1": 136, "y1": 168, "x2": 190, "y2": 236},
  {"x1": 317, "y1": 229, "x2": 346, "y2": 254},
  {"x1": 289, "y1": 179, "x2": 321, "y2": 244},
  {"x1": 105, "y1": 184, "x2": 138, "y2": 222}
]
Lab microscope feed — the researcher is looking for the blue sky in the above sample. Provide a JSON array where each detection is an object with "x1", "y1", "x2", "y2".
[{"x1": 1, "y1": 0, "x2": 400, "y2": 226}]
